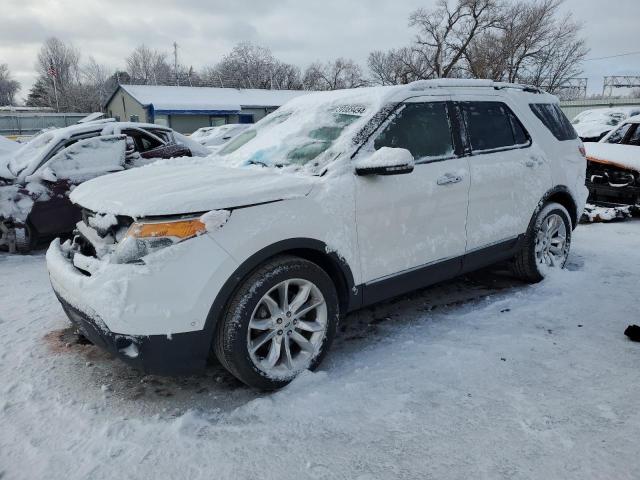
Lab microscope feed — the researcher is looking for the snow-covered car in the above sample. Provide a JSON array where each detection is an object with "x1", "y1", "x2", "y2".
[
  {"x1": 0, "y1": 120, "x2": 207, "y2": 252},
  {"x1": 0, "y1": 135, "x2": 19, "y2": 155},
  {"x1": 47, "y1": 80, "x2": 587, "y2": 390},
  {"x1": 584, "y1": 115, "x2": 640, "y2": 206},
  {"x1": 571, "y1": 107, "x2": 640, "y2": 142},
  {"x1": 190, "y1": 124, "x2": 252, "y2": 150}
]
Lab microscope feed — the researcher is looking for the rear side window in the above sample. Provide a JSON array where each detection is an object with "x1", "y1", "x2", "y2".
[
  {"x1": 529, "y1": 103, "x2": 577, "y2": 141},
  {"x1": 626, "y1": 124, "x2": 640, "y2": 146},
  {"x1": 374, "y1": 102, "x2": 454, "y2": 160},
  {"x1": 605, "y1": 123, "x2": 632, "y2": 144},
  {"x1": 460, "y1": 102, "x2": 530, "y2": 152}
]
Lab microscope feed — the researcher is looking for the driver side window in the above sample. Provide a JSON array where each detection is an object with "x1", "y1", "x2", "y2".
[{"x1": 374, "y1": 102, "x2": 455, "y2": 161}]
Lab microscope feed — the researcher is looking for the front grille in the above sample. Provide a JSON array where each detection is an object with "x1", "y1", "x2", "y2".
[
  {"x1": 587, "y1": 161, "x2": 639, "y2": 188},
  {"x1": 76, "y1": 209, "x2": 135, "y2": 259},
  {"x1": 586, "y1": 160, "x2": 640, "y2": 206}
]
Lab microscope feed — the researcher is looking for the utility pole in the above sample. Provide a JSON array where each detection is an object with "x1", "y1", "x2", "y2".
[{"x1": 173, "y1": 41, "x2": 179, "y2": 86}]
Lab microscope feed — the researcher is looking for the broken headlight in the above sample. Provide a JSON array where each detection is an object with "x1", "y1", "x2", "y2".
[{"x1": 111, "y1": 218, "x2": 206, "y2": 264}]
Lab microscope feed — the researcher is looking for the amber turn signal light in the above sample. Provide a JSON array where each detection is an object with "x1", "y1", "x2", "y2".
[{"x1": 127, "y1": 219, "x2": 206, "y2": 240}]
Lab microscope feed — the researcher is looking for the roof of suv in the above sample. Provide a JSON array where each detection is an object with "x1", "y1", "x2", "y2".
[{"x1": 280, "y1": 79, "x2": 555, "y2": 115}]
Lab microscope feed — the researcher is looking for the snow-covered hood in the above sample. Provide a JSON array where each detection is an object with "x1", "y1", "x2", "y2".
[
  {"x1": 574, "y1": 122, "x2": 613, "y2": 139},
  {"x1": 69, "y1": 162, "x2": 318, "y2": 217},
  {"x1": 585, "y1": 143, "x2": 640, "y2": 172}
]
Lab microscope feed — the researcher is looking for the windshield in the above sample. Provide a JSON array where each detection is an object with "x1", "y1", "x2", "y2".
[
  {"x1": 573, "y1": 110, "x2": 626, "y2": 126},
  {"x1": 217, "y1": 100, "x2": 378, "y2": 174},
  {"x1": 7, "y1": 130, "x2": 58, "y2": 176}
]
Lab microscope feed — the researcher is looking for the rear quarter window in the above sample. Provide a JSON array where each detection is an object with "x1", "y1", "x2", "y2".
[
  {"x1": 529, "y1": 103, "x2": 577, "y2": 141},
  {"x1": 459, "y1": 101, "x2": 530, "y2": 152}
]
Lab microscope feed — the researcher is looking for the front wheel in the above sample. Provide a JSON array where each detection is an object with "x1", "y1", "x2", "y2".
[
  {"x1": 511, "y1": 202, "x2": 572, "y2": 283},
  {"x1": 214, "y1": 255, "x2": 339, "y2": 390}
]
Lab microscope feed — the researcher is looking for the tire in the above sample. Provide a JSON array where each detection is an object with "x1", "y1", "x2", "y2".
[
  {"x1": 214, "y1": 255, "x2": 339, "y2": 390},
  {"x1": 0, "y1": 221, "x2": 37, "y2": 253},
  {"x1": 512, "y1": 202, "x2": 572, "y2": 283},
  {"x1": 15, "y1": 222, "x2": 38, "y2": 253}
]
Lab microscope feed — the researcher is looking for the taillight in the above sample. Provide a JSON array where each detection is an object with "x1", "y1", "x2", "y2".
[{"x1": 578, "y1": 144, "x2": 586, "y2": 157}]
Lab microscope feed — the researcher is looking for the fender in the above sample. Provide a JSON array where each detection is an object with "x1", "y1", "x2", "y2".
[
  {"x1": 200, "y1": 238, "x2": 360, "y2": 356},
  {"x1": 536, "y1": 185, "x2": 579, "y2": 230}
]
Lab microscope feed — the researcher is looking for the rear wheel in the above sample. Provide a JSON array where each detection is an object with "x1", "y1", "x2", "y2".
[
  {"x1": 214, "y1": 255, "x2": 339, "y2": 390},
  {"x1": 512, "y1": 202, "x2": 572, "y2": 283},
  {"x1": 15, "y1": 222, "x2": 37, "y2": 253},
  {"x1": 0, "y1": 221, "x2": 37, "y2": 253}
]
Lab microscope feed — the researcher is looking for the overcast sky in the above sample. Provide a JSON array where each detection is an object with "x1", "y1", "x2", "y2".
[{"x1": 2, "y1": 0, "x2": 639, "y2": 101}]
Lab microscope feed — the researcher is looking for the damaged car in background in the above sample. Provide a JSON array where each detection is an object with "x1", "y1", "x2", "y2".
[
  {"x1": 572, "y1": 107, "x2": 640, "y2": 143},
  {"x1": 190, "y1": 123, "x2": 251, "y2": 151},
  {"x1": 0, "y1": 120, "x2": 208, "y2": 253},
  {"x1": 583, "y1": 115, "x2": 640, "y2": 221}
]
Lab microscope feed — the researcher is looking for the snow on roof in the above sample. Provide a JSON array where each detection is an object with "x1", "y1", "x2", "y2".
[
  {"x1": 119, "y1": 85, "x2": 308, "y2": 113},
  {"x1": 622, "y1": 114, "x2": 640, "y2": 124}
]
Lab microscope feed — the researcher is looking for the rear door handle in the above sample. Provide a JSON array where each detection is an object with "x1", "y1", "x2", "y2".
[{"x1": 437, "y1": 173, "x2": 463, "y2": 185}]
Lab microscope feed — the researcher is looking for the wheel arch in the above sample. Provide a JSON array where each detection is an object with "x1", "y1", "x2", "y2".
[
  {"x1": 202, "y1": 238, "x2": 359, "y2": 350},
  {"x1": 541, "y1": 185, "x2": 579, "y2": 230}
]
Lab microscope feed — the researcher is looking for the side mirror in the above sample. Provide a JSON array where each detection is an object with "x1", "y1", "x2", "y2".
[{"x1": 354, "y1": 147, "x2": 415, "y2": 176}]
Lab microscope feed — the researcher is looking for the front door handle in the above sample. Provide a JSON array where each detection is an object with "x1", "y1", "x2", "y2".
[{"x1": 437, "y1": 173, "x2": 463, "y2": 186}]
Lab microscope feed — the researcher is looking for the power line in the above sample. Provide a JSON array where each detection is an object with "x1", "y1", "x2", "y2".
[{"x1": 584, "y1": 50, "x2": 640, "y2": 62}]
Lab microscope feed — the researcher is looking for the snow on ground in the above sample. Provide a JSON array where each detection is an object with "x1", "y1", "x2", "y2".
[{"x1": 2, "y1": 221, "x2": 640, "y2": 479}]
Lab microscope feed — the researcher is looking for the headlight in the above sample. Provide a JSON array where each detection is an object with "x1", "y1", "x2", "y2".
[{"x1": 111, "y1": 218, "x2": 206, "y2": 264}]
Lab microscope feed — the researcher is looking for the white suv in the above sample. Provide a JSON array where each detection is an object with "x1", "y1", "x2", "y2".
[{"x1": 46, "y1": 80, "x2": 587, "y2": 390}]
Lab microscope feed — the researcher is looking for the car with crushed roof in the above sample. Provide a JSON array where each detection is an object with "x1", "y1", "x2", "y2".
[
  {"x1": 0, "y1": 120, "x2": 208, "y2": 252},
  {"x1": 46, "y1": 79, "x2": 587, "y2": 390}
]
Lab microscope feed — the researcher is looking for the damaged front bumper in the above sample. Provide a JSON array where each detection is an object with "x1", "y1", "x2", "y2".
[
  {"x1": 586, "y1": 160, "x2": 640, "y2": 207},
  {"x1": 46, "y1": 236, "x2": 233, "y2": 375},
  {"x1": 55, "y1": 292, "x2": 211, "y2": 375}
]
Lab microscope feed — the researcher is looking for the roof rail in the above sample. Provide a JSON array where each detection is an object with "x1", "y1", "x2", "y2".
[{"x1": 408, "y1": 78, "x2": 543, "y2": 94}]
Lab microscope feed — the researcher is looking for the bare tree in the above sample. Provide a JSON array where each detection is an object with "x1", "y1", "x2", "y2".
[
  {"x1": 409, "y1": 0, "x2": 499, "y2": 78},
  {"x1": 126, "y1": 45, "x2": 172, "y2": 85},
  {"x1": 34, "y1": 37, "x2": 81, "y2": 110},
  {"x1": 368, "y1": 47, "x2": 432, "y2": 85},
  {"x1": 464, "y1": 0, "x2": 588, "y2": 92},
  {"x1": 0, "y1": 64, "x2": 20, "y2": 105},
  {"x1": 302, "y1": 58, "x2": 366, "y2": 90},
  {"x1": 204, "y1": 42, "x2": 301, "y2": 90},
  {"x1": 82, "y1": 56, "x2": 113, "y2": 109},
  {"x1": 518, "y1": 15, "x2": 588, "y2": 93}
]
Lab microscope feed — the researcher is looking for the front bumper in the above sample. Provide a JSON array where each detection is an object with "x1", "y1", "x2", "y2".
[
  {"x1": 55, "y1": 292, "x2": 211, "y2": 375},
  {"x1": 46, "y1": 234, "x2": 239, "y2": 375},
  {"x1": 586, "y1": 181, "x2": 640, "y2": 207}
]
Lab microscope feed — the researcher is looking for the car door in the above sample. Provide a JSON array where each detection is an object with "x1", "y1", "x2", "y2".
[
  {"x1": 456, "y1": 98, "x2": 552, "y2": 252},
  {"x1": 28, "y1": 135, "x2": 126, "y2": 236},
  {"x1": 354, "y1": 97, "x2": 470, "y2": 301}
]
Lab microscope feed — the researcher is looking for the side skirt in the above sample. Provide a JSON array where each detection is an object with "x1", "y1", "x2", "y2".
[{"x1": 359, "y1": 236, "x2": 523, "y2": 308}]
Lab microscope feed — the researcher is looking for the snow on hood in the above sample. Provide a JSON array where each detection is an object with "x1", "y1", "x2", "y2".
[
  {"x1": 69, "y1": 159, "x2": 318, "y2": 217},
  {"x1": 0, "y1": 135, "x2": 19, "y2": 154},
  {"x1": 585, "y1": 142, "x2": 640, "y2": 172}
]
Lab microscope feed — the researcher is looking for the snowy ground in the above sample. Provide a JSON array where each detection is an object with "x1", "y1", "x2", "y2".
[{"x1": 1, "y1": 221, "x2": 640, "y2": 480}]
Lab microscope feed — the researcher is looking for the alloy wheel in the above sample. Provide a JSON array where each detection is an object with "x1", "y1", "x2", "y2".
[
  {"x1": 534, "y1": 213, "x2": 568, "y2": 268},
  {"x1": 247, "y1": 278, "x2": 328, "y2": 378}
]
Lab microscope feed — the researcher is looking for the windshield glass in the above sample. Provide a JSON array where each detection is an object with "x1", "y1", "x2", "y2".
[
  {"x1": 7, "y1": 130, "x2": 57, "y2": 176},
  {"x1": 217, "y1": 97, "x2": 381, "y2": 174},
  {"x1": 573, "y1": 110, "x2": 625, "y2": 126}
]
